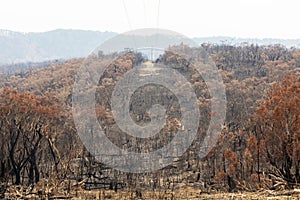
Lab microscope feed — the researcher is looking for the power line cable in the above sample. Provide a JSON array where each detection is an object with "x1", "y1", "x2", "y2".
[{"x1": 122, "y1": 0, "x2": 137, "y2": 50}]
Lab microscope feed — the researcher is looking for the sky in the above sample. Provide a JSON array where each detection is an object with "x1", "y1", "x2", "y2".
[{"x1": 0, "y1": 0, "x2": 299, "y2": 39}]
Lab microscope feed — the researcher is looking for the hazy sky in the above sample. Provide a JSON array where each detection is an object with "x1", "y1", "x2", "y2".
[{"x1": 0, "y1": 0, "x2": 299, "y2": 39}]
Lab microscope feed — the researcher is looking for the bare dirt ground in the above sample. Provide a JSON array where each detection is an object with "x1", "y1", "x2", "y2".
[
  {"x1": 4, "y1": 185, "x2": 300, "y2": 199},
  {"x1": 72, "y1": 189, "x2": 300, "y2": 200}
]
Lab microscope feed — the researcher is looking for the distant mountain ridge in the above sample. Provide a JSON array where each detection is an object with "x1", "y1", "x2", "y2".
[
  {"x1": 193, "y1": 36, "x2": 300, "y2": 48},
  {"x1": 0, "y1": 29, "x2": 300, "y2": 65},
  {"x1": 0, "y1": 29, "x2": 116, "y2": 65}
]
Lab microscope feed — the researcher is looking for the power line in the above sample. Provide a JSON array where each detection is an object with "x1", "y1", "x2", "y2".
[
  {"x1": 122, "y1": 0, "x2": 132, "y2": 30},
  {"x1": 121, "y1": 0, "x2": 137, "y2": 49},
  {"x1": 143, "y1": 0, "x2": 147, "y2": 26},
  {"x1": 154, "y1": 0, "x2": 161, "y2": 52},
  {"x1": 156, "y1": 0, "x2": 161, "y2": 29}
]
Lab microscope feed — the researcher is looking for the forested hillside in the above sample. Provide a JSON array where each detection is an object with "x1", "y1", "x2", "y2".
[{"x1": 0, "y1": 44, "x2": 300, "y2": 199}]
